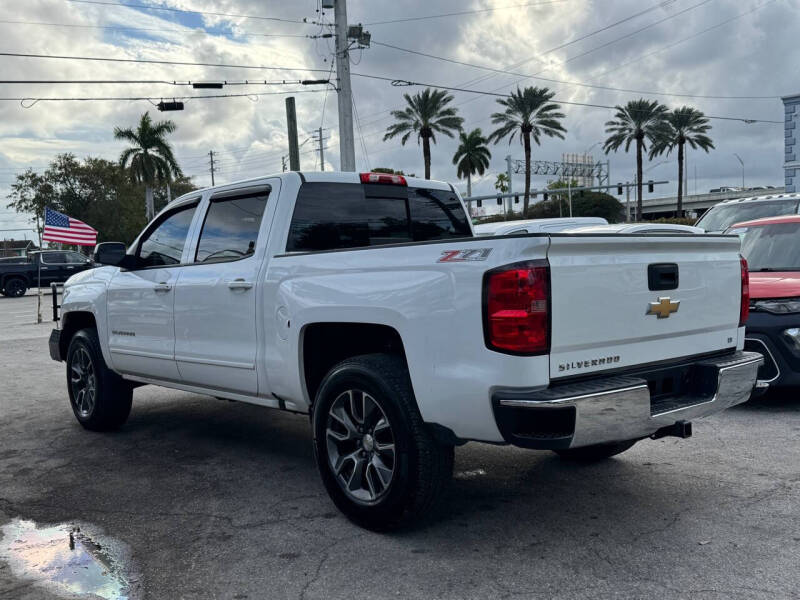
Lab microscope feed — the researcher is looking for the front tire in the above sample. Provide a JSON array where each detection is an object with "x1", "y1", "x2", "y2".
[
  {"x1": 553, "y1": 440, "x2": 637, "y2": 462},
  {"x1": 66, "y1": 328, "x2": 132, "y2": 431},
  {"x1": 312, "y1": 354, "x2": 453, "y2": 531},
  {"x1": 4, "y1": 278, "x2": 27, "y2": 297}
]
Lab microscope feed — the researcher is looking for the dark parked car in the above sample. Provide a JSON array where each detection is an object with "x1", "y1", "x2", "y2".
[
  {"x1": 725, "y1": 215, "x2": 800, "y2": 390},
  {"x1": 0, "y1": 250, "x2": 95, "y2": 297}
]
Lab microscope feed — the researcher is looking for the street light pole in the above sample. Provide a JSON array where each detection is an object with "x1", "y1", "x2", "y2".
[{"x1": 734, "y1": 153, "x2": 745, "y2": 189}]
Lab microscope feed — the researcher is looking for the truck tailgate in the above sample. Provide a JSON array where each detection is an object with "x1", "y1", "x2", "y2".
[{"x1": 546, "y1": 234, "x2": 742, "y2": 379}]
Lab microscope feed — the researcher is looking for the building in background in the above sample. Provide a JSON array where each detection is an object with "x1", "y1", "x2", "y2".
[
  {"x1": 560, "y1": 153, "x2": 597, "y2": 187},
  {"x1": 784, "y1": 93, "x2": 800, "y2": 193},
  {"x1": 1, "y1": 239, "x2": 37, "y2": 258}
]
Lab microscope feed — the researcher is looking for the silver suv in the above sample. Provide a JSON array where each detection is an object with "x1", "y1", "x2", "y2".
[{"x1": 695, "y1": 193, "x2": 800, "y2": 233}]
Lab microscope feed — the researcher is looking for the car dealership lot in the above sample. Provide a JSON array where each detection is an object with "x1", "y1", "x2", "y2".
[{"x1": 0, "y1": 312, "x2": 798, "y2": 599}]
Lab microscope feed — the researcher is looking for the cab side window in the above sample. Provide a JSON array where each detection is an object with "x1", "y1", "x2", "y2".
[
  {"x1": 137, "y1": 204, "x2": 197, "y2": 267},
  {"x1": 65, "y1": 251, "x2": 88, "y2": 263},
  {"x1": 194, "y1": 192, "x2": 269, "y2": 263},
  {"x1": 41, "y1": 252, "x2": 67, "y2": 264}
]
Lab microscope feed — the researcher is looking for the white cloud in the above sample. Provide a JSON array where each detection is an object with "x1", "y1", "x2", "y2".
[{"x1": 0, "y1": 0, "x2": 794, "y2": 233}]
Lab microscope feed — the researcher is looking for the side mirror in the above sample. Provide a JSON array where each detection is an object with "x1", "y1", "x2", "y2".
[{"x1": 93, "y1": 242, "x2": 128, "y2": 266}]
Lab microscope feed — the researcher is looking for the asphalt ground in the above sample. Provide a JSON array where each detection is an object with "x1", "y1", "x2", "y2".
[{"x1": 1, "y1": 291, "x2": 799, "y2": 599}]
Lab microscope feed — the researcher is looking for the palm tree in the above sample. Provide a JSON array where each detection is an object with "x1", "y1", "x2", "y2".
[
  {"x1": 114, "y1": 112, "x2": 182, "y2": 221},
  {"x1": 488, "y1": 86, "x2": 566, "y2": 216},
  {"x1": 603, "y1": 99, "x2": 669, "y2": 221},
  {"x1": 649, "y1": 106, "x2": 714, "y2": 217},
  {"x1": 383, "y1": 88, "x2": 464, "y2": 180},
  {"x1": 453, "y1": 128, "x2": 491, "y2": 200}
]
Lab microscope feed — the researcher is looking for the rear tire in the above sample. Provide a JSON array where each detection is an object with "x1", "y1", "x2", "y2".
[
  {"x1": 553, "y1": 440, "x2": 637, "y2": 462},
  {"x1": 66, "y1": 328, "x2": 132, "y2": 431},
  {"x1": 4, "y1": 278, "x2": 27, "y2": 297},
  {"x1": 312, "y1": 353, "x2": 453, "y2": 531}
]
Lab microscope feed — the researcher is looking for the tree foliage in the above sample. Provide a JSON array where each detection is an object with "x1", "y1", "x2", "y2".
[
  {"x1": 527, "y1": 182, "x2": 624, "y2": 223},
  {"x1": 6, "y1": 153, "x2": 197, "y2": 245},
  {"x1": 383, "y1": 88, "x2": 464, "y2": 179},
  {"x1": 488, "y1": 87, "x2": 566, "y2": 215}
]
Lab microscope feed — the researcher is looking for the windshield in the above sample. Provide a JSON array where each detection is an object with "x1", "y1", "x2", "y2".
[
  {"x1": 696, "y1": 199, "x2": 799, "y2": 232},
  {"x1": 732, "y1": 221, "x2": 800, "y2": 271}
]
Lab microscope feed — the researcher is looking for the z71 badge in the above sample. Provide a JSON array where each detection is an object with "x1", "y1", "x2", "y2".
[{"x1": 438, "y1": 248, "x2": 492, "y2": 263}]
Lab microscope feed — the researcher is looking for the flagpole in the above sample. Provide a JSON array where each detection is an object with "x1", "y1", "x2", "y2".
[{"x1": 36, "y1": 211, "x2": 42, "y2": 324}]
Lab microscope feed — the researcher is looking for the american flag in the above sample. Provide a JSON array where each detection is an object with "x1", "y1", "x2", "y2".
[{"x1": 42, "y1": 207, "x2": 98, "y2": 246}]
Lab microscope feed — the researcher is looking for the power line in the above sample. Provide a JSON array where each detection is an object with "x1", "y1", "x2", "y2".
[
  {"x1": 64, "y1": 0, "x2": 316, "y2": 25},
  {"x1": 348, "y1": 73, "x2": 783, "y2": 124},
  {"x1": 0, "y1": 52, "x2": 330, "y2": 73},
  {"x1": 0, "y1": 89, "x2": 328, "y2": 106},
  {"x1": 370, "y1": 39, "x2": 778, "y2": 100},
  {"x1": 0, "y1": 19, "x2": 308, "y2": 38},
  {"x1": 360, "y1": 0, "x2": 567, "y2": 26}
]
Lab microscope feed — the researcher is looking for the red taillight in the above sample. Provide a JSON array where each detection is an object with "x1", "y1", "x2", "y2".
[
  {"x1": 484, "y1": 260, "x2": 550, "y2": 355},
  {"x1": 740, "y1": 255, "x2": 750, "y2": 326},
  {"x1": 359, "y1": 172, "x2": 407, "y2": 186}
]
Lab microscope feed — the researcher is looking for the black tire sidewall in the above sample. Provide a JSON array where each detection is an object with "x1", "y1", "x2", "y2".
[
  {"x1": 66, "y1": 328, "x2": 131, "y2": 430},
  {"x1": 312, "y1": 359, "x2": 418, "y2": 526},
  {"x1": 5, "y1": 279, "x2": 26, "y2": 297}
]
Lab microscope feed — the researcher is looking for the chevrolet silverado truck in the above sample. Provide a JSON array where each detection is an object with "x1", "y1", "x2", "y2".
[
  {"x1": 0, "y1": 250, "x2": 94, "y2": 297},
  {"x1": 48, "y1": 171, "x2": 762, "y2": 529}
]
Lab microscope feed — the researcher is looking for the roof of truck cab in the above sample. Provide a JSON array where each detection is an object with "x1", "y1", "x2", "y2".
[{"x1": 171, "y1": 172, "x2": 453, "y2": 207}]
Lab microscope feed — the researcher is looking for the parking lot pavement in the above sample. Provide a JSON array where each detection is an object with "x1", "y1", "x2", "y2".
[
  {"x1": 0, "y1": 291, "x2": 54, "y2": 342},
  {"x1": 1, "y1": 330, "x2": 798, "y2": 599}
]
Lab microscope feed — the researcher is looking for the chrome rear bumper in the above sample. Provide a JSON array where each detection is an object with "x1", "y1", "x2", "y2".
[{"x1": 492, "y1": 351, "x2": 763, "y2": 449}]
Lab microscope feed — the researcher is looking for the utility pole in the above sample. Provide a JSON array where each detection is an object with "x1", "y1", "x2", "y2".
[
  {"x1": 208, "y1": 150, "x2": 216, "y2": 186},
  {"x1": 505, "y1": 155, "x2": 514, "y2": 216},
  {"x1": 626, "y1": 182, "x2": 631, "y2": 223},
  {"x1": 333, "y1": 0, "x2": 356, "y2": 171},
  {"x1": 317, "y1": 127, "x2": 326, "y2": 171},
  {"x1": 282, "y1": 156, "x2": 287, "y2": 172},
  {"x1": 285, "y1": 97, "x2": 300, "y2": 171}
]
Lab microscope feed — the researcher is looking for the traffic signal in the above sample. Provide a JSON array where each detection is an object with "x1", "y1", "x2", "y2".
[
  {"x1": 648, "y1": 180, "x2": 654, "y2": 193},
  {"x1": 477, "y1": 199, "x2": 482, "y2": 208},
  {"x1": 514, "y1": 195, "x2": 519, "y2": 204},
  {"x1": 543, "y1": 192, "x2": 549, "y2": 201},
  {"x1": 617, "y1": 183, "x2": 623, "y2": 195},
  {"x1": 497, "y1": 196, "x2": 502, "y2": 205}
]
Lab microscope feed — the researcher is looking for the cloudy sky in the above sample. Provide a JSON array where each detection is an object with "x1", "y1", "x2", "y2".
[{"x1": 0, "y1": 0, "x2": 795, "y2": 239}]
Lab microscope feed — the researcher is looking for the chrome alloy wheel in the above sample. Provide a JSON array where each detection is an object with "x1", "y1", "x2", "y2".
[
  {"x1": 70, "y1": 347, "x2": 97, "y2": 418},
  {"x1": 326, "y1": 389, "x2": 396, "y2": 503}
]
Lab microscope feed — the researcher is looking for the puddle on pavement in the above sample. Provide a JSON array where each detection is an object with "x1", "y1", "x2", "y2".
[{"x1": 0, "y1": 518, "x2": 134, "y2": 599}]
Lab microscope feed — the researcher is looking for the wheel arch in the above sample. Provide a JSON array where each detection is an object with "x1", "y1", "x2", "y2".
[
  {"x1": 300, "y1": 322, "x2": 410, "y2": 409},
  {"x1": 60, "y1": 311, "x2": 98, "y2": 359}
]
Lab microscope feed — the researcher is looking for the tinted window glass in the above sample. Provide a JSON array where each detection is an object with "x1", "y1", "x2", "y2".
[
  {"x1": 65, "y1": 252, "x2": 87, "y2": 263},
  {"x1": 41, "y1": 252, "x2": 67, "y2": 264},
  {"x1": 287, "y1": 183, "x2": 411, "y2": 252},
  {"x1": 696, "y1": 200, "x2": 799, "y2": 232},
  {"x1": 408, "y1": 188, "x2": 471, "y2": 241},
  {"x1": 195, "y1": 193, "x2": 268, "y2": 263},
  {"x1": 138, "y1": 204, "x2": 196, "y2": 267},
  {"x1": 737, "y1": 222, "x2": 800, "y2": 271}
]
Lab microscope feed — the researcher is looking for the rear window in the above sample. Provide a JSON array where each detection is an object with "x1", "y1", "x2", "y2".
[
  {"x1": 286, "y1": 182, "x2": 470, "y2": 252},
  {"x1": 734, "y1": 221, "x2": 800, "y2": 271},
  {"x1": 696, "y1": 199, "x2": 799, "y2": 232}
]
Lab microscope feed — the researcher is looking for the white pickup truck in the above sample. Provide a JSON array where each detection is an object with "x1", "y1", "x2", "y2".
[{"x1": 49, "y1": 171, "x2": 762, "y2": 529}]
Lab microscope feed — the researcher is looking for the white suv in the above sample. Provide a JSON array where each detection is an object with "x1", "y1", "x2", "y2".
[{"x1": 695, "y1": 193, "x2": 800, "y2": 233}]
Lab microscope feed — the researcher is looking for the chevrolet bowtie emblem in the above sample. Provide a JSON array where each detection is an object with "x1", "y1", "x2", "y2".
[{"x1": 647, "y1": 297, "x2": 680, "y2": 318}]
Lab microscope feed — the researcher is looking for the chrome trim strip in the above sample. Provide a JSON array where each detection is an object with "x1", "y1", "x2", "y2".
[
  {"x1": 109, "y1": 347, "x2": 173, "y2": 360},
  {"x1": 498, "y1": 384, "x2": 648, "y2": 407},
  {"x1": 175, "y1": 355, "x2": 255, "y2": 369}
]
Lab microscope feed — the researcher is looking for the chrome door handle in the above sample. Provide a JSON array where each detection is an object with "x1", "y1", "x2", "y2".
[
  {"x1": 227, "y1": 279, "x2": 253, "y2": 290},
  {"x1": 154, "y1": 282, "x2": 172, "y2": 292}
]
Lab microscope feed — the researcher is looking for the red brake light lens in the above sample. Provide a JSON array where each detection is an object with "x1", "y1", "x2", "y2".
[
  {"x1": 359, "y1": 172, "x2": 407, "y2": 186},
  {"x1": 484, "y1": 260, "x2": 550, "y2": 355},
  {"x1": 740, "y1": 255, "x2": 750, "y2": 326}
]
